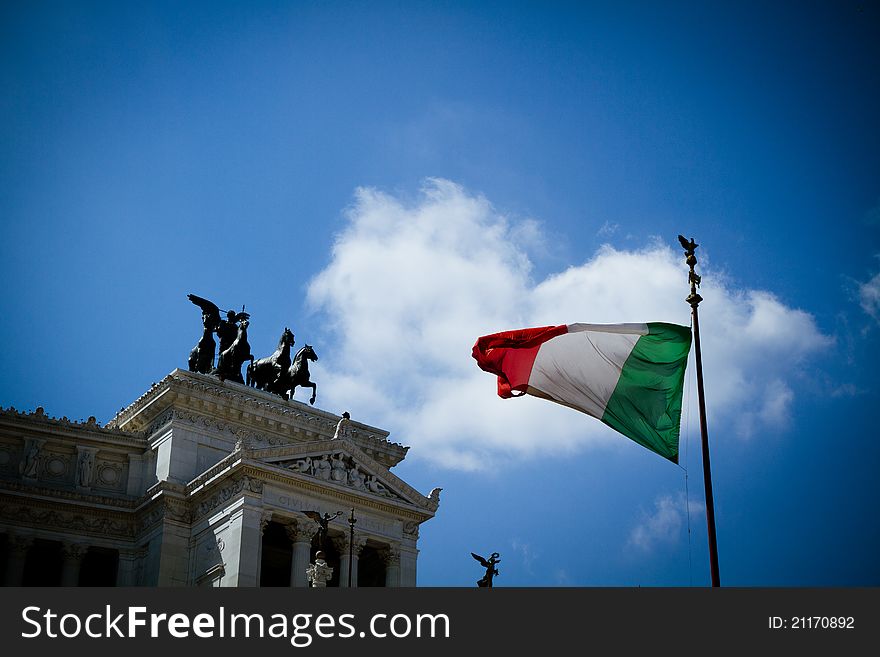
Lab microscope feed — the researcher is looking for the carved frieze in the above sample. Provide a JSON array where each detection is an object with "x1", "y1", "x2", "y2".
[
  {"x1": 194, "y1": 475, "x2": 264, "y2": 519},
  {"x1": 138, "y1": 498, "x2": 191, "y2": 532},
  {"x1": 275, "y1": 450, "x2": 405, "y2": 502},
  {"x1": 0, "y1": 502, "x2": 136, "y2": 539}
]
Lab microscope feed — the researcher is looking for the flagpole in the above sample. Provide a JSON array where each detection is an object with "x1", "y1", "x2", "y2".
[{"x1": 680, "y1": 235, "x2": 721, "y2": 588}]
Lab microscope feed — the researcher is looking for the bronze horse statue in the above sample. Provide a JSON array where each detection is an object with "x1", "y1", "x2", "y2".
[
  {"x1": 246, "y1": 327, "x2": 294, "y2": 395},
  {"x1": 281, "y1": 345, "x2": 318, "y2": 404},
  {"x1": 215, "y1": 319, "x2": 254, "y2": 384}
]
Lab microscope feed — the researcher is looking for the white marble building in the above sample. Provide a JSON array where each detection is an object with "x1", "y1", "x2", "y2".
[{"x1": 0, "y1": 370, "x2": 440, "y2": 586}]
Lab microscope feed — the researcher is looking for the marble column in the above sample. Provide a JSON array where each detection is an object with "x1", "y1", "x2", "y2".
[
  {"x1": 116, "y1": 548, "x2": 140, "y2": 586},
  {"x1": 60, "y1": 541, "x2": 88, "y2": 586},
  {"x1": 286, "y1": 520, "x2": 318, "y2": 588},
  {"x1": 382, "y1": 543, "x2": 401, "y2": 588},
  {"x1": 4, "y1": 534, "x2": 33, "y2": 586},
  {"x1": 333, "y1": 534, "x2": 366, "y2": 588},
  {"x1": 256, "y1": 511, "x2": 273, "y2": 586}
]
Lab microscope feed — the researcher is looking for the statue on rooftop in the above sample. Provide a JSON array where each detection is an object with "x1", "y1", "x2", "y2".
[
  {"x1": 276, "y1": 344, "x2": 318, "y2": 404},
  {"x1": 215, "y1": 318, "x2": 253, "y2": 384},
  {"x1": 246, "y1": 327, "x2": 295, "y2": 395},
  {"x1": 187, "y1": 294, "x2": 250, "y2": 375},
  {"x1": 333, "y1": 412, "x2": 352, "y2": 440}
]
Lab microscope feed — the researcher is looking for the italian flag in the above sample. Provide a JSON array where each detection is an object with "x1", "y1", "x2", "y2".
[{"x1": 471, "y1": 322, "x2": 692, "y2": 462}]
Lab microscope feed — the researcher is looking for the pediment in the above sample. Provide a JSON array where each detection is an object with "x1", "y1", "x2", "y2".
[{"x1": 250, "y1": 439, "x2": 423, "y2": 507}]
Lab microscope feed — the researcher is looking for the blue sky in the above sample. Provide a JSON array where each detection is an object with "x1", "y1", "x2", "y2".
[{"x1": 1, "y1": 1, "x2": 878, "y2": 586}]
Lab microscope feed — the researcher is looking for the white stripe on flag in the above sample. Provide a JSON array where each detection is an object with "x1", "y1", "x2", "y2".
[{"x1": 527, "y1": 328, "x2": 642, "y2": 419}]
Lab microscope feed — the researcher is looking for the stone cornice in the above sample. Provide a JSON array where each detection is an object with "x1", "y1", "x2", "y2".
[
  {"x1": 106, "y1": 370, "x2": 409, "y2": 468},
  {"x1": 0, "y1": 480, "x2": 140, "y2": 510},
  {"x1": 0, "y1": 406, "x2": 147, "y2": 449}
]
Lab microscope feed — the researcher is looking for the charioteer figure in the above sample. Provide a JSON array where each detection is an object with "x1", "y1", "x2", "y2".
[{"x1": 187, "y1": 294, "x2": 252, "y2": 382}]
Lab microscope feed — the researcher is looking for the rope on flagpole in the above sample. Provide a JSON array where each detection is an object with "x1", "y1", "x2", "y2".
[
  {"x1": 683, "y1": 319, "x2": 695, "y2": 587},
  {"x1": 675, "y1": 315, "x2": 695, "y2": 586}
]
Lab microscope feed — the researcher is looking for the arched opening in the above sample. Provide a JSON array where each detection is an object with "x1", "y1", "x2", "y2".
[
  {"x1": 22, "y1": 538, "x2": 62, "y2": 586},
  {"x1": 357, "y1": 544, "x2": 387, "y2": 587},
  {"x1": 260, "y1": 521, "x2": 292, "y2": 587},
  {"x1": 79, "y1": 547, "x2": 118, "y2": 586}
]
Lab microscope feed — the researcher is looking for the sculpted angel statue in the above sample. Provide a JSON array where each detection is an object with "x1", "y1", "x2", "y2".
[
  {"x1": 302, "y1": 510, "x2": 343, "y2": 550},
  {"x1": 471, "y1": 551, "x2": 500, "y2": 587}
]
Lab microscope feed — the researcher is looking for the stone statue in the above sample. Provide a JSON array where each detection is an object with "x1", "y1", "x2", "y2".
[
  {"x1": 77, "y1": 451, "x2": 93, "y2": 487},
  {"x1": 367, "y1": 475, "x2": 390, "y2": 497},
  {"x1": 347, "y1": 464, "x2": 366, "y2": 491},
  {"x1": 471, "y1": 551, "x2": 500, "y2": 587},
  {"x1": 332, "y1": 412, "x2": 352, "y2": 440},
  {"x1": 290, "y1": 456, "x2": 312, "y2": 475},
  {"x1": 246, "y1": 327, "x2": 294, "y2": 396},
  {"x1": 187, "y1": 294, "x2": 250, "y2": 376},
  {"x1": 306, "y1": 551, "x2": 334, "y2": 588},
  {"x1": 19, "y1": 440, "x2": 40, "y2": 478},
  {"x1": 330, "y1": 453, "x2": 347, "y2": 482},
  {"x1": 313, "y1": 454, "x2": 331, "y2": 481}
]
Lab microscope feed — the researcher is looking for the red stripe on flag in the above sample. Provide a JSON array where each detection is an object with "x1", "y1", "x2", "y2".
[{"x1": 471, "y1": 325, "x2": 568, "y2": 398}]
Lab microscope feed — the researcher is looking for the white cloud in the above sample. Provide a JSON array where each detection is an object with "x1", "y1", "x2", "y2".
[
  {"x1": 597, "y1": 220, "x2": 619, "y2": 237},
  {"x1": 553, "y1": 569, "x2": 573, "y2": 586},
  {"x1": 307, "y1": 179, "x2": 832, "y2": 470},
  {"x1": 859, "y1": 269, "x2": 880, "y2": 325},
  {"x1": 510, "y1": 538, "x2": 538, "y2": 576},
  {"x1": 628, "y1": 493, "x2": 703, "y2": 552}
]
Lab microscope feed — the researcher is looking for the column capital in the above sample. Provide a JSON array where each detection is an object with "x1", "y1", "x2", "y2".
[
  {"x1": 286, "y1": 519, "x2": 319, "y2": 544},
  {"x1": 8, "y1": 533, "x2": 34, "y2": 555},
  {"x1": 259, "y1": 511, "x2": 273, "y2": 534},
  {"x1": 61, "y1": 541, "x2": 89, "y2": 560},
  {"x1": 380, "y1": 543, "x2": 401, "y2": 567},
  {"x1": 331, "y1": 532, "x2": 367, "y2": 555}
]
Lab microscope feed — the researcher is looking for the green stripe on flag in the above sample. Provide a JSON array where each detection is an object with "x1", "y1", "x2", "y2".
[{"x1": 600, "y1": 322, "x2": 692, "y2": 462}]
